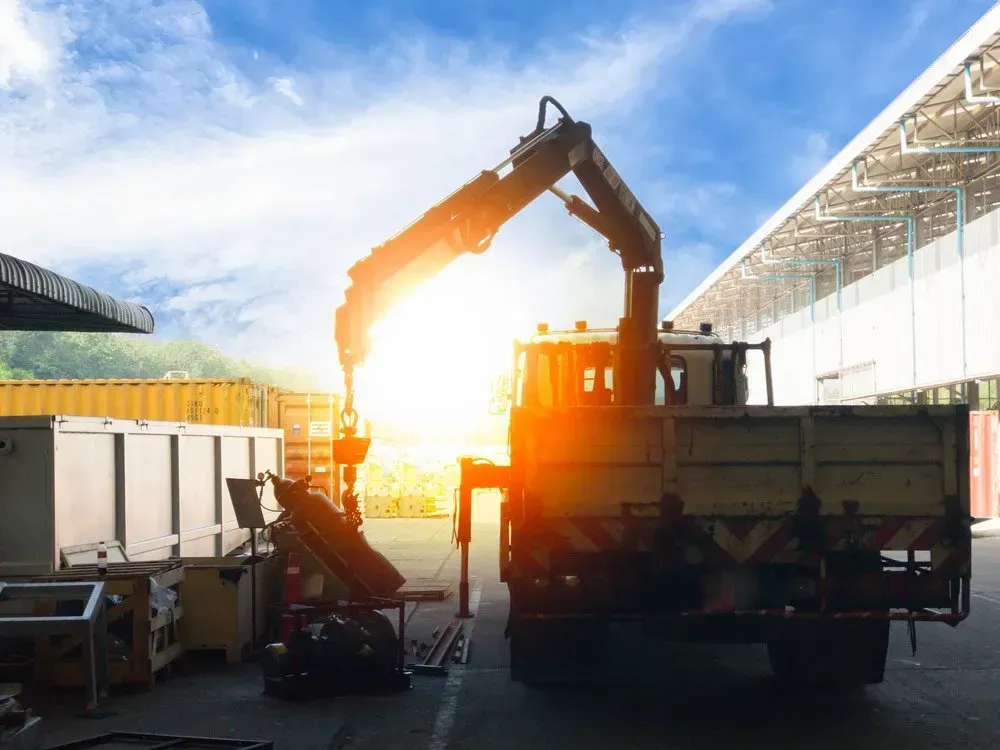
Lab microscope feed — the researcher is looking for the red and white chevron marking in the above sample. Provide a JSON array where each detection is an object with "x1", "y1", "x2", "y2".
[
  {"x1": 825, "y1": 517, "x2": 945, "y2": 552},
  {"x1": 509, "y1": 515, "x2": 967, "y2": 574}
]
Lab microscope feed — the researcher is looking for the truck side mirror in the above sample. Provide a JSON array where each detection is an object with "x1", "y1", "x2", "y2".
[{"x1": 488, "y1": 371, "x2": 512, "y2": 415}]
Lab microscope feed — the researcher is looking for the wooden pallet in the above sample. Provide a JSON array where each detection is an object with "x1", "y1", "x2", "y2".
[
  {"x1": 396, "y1": 578, "x2": 453, "y2": 602},
  {"x1": 32, "y1": 561, "x2": 185, "y2": 691}
]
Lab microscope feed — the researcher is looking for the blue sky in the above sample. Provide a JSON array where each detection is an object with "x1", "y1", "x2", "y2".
[{"x1": 0, "y1": 0, "x2": 995, "y2": 375}]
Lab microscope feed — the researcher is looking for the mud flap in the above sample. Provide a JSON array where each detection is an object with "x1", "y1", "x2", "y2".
[
  {"x1": 509, "y1": 616, "x2": 609, "y2": 686},
  {"x1": 766, "y1": 618, "x2": 890, "y2": 689}
]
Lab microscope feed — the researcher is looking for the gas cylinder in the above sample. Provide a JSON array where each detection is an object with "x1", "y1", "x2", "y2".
[{"x1": 268, "y1": 474, "x2": 406, "y2": 599}]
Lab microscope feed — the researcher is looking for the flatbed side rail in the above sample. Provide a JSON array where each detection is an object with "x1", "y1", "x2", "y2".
[{"x1": 515, "y1": 602, "x2": 970, "y2": 625}]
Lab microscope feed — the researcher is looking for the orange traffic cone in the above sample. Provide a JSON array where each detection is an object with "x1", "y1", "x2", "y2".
[{"x1": 279, "y1": 551, "x2": 303, "y2": 643}]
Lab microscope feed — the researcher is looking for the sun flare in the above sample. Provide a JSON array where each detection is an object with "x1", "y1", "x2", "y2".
[{"x1": 352, "y1": 261, "x2": 526, "y2": 441}]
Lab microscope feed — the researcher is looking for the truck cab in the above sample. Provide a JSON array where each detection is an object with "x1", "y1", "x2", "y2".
[{"x1": 510, "y1": 320, "x2": 751, "y2": 410}]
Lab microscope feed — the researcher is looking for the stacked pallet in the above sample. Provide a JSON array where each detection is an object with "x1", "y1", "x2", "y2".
[{"x1": 396, "y1": 578, "x2": 453, "y2": 602}]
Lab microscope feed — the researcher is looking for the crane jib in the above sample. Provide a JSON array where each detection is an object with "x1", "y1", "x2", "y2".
[{"x1": 331, "y1": 97, "x2": 666, "y2": 505}]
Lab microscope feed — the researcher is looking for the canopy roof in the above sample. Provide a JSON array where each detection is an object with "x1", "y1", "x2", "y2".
[{"x1": 0, "y1": 252, "x2": 155, "y2": 333}]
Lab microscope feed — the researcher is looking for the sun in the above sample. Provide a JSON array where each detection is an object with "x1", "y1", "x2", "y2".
[{"x1": 351, "y1": 260, "x2": 525, "y2": 441}]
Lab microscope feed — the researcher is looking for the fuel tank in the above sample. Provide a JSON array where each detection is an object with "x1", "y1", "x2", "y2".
[{"x1": 269, "y1": 475, "x2": 406, "y2": 599}]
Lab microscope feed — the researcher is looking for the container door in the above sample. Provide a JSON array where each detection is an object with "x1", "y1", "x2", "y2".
[{"x1": 279, "y1": 392, "x2": 341, "y2": 504}]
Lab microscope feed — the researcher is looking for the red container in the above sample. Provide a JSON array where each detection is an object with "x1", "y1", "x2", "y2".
[{"x1": 970, "y1": 411, "x2": 999, "y2": 519}]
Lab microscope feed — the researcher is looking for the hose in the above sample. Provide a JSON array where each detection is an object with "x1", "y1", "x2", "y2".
[{"x1": 535, "y1": 96, "x2": 574, "y2": 133}]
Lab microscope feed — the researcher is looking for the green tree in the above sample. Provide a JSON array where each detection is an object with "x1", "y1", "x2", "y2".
[{"x1": 0, "y1": 331, "x2": 320, "y2": 390}]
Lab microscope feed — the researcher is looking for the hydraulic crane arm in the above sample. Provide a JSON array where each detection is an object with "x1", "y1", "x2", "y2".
[
  {"x1": 334, "y1": 96, "x2": 664, "y2": 375},
  {"x1": 330, "y1": 97, "x2": 664, "y2": 529}
]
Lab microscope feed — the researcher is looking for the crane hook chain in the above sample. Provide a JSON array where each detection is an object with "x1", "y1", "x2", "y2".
[
  {"x1": 339, "y1": 364, "x2": 363, "y2": 530},
  {"x1": 341, "y1": 366, "x2": 359, "y2": 436}
]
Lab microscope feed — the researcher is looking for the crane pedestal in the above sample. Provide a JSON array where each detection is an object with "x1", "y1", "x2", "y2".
[{"x1": 456, "y1": 457, "x2": 511, "y2": 618}]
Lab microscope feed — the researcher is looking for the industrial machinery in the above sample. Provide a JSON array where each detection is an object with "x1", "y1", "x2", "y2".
[
  {"x1": 261, "y1": 602, "x2": 407, "y2": 698},
  {"x1": 330, "y1": 97, "x2": 972, "y2": 689},
  {"x1": 257, "y1": 472, "x2": 411, "y2": 697},
  {"x1": 262, "y1": 471, "x2": 405, "y2": 599}
]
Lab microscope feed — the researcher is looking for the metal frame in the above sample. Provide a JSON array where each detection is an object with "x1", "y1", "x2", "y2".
[
  {"x1": 665, "y1": 8, "x2": 1000, "y2": 392},
  {"x1": 44, "y1": 732, "x2": 273, "y2": 749},
  {"x1": 0, "y1": 581, "x2": 109, "y2": 709}
]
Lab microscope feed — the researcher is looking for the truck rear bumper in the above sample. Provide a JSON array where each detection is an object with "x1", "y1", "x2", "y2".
[
  {"x1": 511, "y1": 606, "x2": 969, "y2": 624},
  {"x1": 506, "y1": 549, "x2": 971, "y2": 626}
]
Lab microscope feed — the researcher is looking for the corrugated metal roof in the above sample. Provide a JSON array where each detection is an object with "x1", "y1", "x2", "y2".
[
  {"x1": 665, "y1": 4, "x2": 1000, "y2": 323},
  {"x1": 0, "y1": 252, "x2": 155, "y2": 333}
]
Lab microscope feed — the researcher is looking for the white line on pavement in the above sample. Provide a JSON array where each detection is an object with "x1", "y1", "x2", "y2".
[
  {"x1": 428, "y1": 580, "x2": 484, "y2": 750},
  {"x1": 971, "y1": 591, "x2": 1000, "y2": 606}
]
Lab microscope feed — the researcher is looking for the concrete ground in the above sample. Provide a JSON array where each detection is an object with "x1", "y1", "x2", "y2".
[{"x1": 24, "y1": 496, "x2": 1000, "y2": 749}]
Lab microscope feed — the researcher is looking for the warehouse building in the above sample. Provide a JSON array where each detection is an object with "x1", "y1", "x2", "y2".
[{"x1": 666, "y1": 7, "x2": 1000, "y2": 414}]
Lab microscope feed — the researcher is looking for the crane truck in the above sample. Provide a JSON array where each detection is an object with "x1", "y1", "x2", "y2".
[{"x1": 331, "y1": 97, "x2": 972, "y2": 688}]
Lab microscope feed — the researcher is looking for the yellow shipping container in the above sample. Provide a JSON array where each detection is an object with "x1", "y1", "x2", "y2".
[{"x1": 0, "y1": 378, "x2": 270, "y2": 427}]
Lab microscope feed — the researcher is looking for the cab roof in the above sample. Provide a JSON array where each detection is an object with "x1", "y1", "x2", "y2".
[{"x1": 522, "y1": 326, "x2": 721, "y2": 346}]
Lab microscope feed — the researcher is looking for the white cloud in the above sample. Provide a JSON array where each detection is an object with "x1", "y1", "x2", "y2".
[
  {"x1": 647, "y1": 178, "x2": 739, "y2": 239},
  {"x1": 0, "y1": 0, "x2": 770, "y2": 380},
  {"x1": 0, "y1": 0, "x2": 53, "y2": 87},
  {"x1": 269, "y1": 76, "x2": 303, "y2": 106},
  {"x1": 788, "y1": 130, "x2": 832, "y2": 185}
]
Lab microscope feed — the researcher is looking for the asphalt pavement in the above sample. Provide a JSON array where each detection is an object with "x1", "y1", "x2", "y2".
[{"x1": 31, "y1": 500, "x2": 1000, "y2": 749}]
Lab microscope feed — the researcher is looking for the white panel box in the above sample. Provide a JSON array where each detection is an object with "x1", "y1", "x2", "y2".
[{"x1": 0, "y1": 416, "x2": 285, "y2": 575}]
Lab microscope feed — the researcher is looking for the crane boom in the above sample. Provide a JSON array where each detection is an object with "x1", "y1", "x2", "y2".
[
  {"x1": 329, "y1": 97, "x2": 665, "y2": 529},
  {"x1": 334, "y1": 97, "x2": 664, "y2": 374}
]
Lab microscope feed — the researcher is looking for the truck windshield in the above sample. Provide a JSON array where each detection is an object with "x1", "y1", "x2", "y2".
[
  {"x1": 516, "y1": 343, "x2": 686, "y2": 407},
  {"x1": 655, "y1": 355, "x2": 687, "y2": 405}
]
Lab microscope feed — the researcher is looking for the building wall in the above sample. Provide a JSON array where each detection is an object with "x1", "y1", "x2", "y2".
[{"x1": 745, "y1": 207, "x2": 1000, "y2": 405}]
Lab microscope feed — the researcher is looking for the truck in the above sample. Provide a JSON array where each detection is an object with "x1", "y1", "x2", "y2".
[{"x1": 331, "y1": 96, "x2": 972, "y2": 689}]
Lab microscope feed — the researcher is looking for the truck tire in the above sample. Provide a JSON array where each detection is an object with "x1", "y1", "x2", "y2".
[
  {"x1": 766, "y1": 619, "x2": 890, "y2": 689},
  {"x1": 509, "y1": 616, "x2": 609, "y2": 686}
]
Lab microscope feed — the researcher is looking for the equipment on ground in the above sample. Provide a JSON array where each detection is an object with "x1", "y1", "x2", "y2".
[
  {"x1": 328, "y1": 96, "x2": 973, "y2": 690},
  {"x1": 409, "y1": 620, "x2": 465, "y2": 676},
  {"x1": 253, "y1": 471, "x2": 411, "y2": 698},
  {"x1": 0, "y1": 691, "x2": 41, "y2": 750},
  {"x1": 262, "y1": 600, "x2": 410, "y2": 699},
  {"x1": 43, "y1": 732, "x2": 273, "y2": 749}
]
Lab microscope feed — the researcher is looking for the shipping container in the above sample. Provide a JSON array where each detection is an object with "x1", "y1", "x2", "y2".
[
  {"x1": 0, "y1": 378, "x2": 271, "y2": 427},
  {"x1": 971, "y1": 410, "x2": 1000, "y2": 519},
  {"x1": 272, "y1": 391, "x2": 341, "y2": 502},
  {"x1": 0, "y1": 415, "x2": 285, "y2": 576}
]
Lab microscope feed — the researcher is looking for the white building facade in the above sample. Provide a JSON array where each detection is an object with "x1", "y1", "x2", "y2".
[
  {"x1": 668, "y1": 8, "x2": 1000, "y2": 416},
  {"x1": 745, "y1": 205, "x2": 1000, "y2": 408}
]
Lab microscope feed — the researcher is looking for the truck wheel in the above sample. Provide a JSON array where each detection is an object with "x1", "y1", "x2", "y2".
[
  {"x1": 766, "y1": 619, "x2": 890, "y2": 689},
  {"x1": 509, "y1": 617, "x2": 609, "y2": 686}
]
